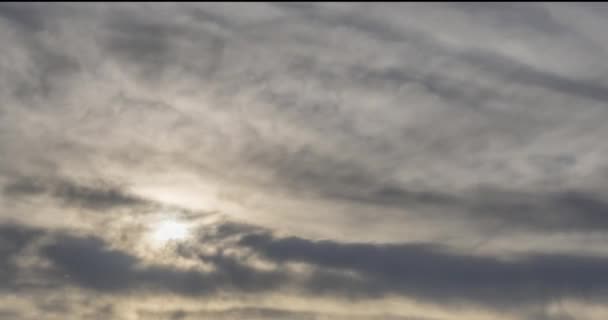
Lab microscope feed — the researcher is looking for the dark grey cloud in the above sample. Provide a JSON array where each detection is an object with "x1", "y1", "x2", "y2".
[
  {"x1": 0, "y1": 223, "x2": 43, "y2": 289},
  {"x1": 0, "y1": 3, "x2": 51, "y2": 31},
  {"x1": 326, "y1": 183, "x2": 608, "y2": 233},
  {"x1": 240, "y1": 232, "x2": 608, "y2": 307},
  {"x1": 0, "y1": 4, "x2": 81, "y2": 104},
  {"x1": 42, "y1": 232, "x2": 287, "y2": 296},
  {"x1": 50, "y1": 181, "x2": 144, "y2": 211},
  {"x1": 3, "y1": 176, "x2": 148, "y2": 210},
  {"x1": 98, "y1": 5, "x2": 227, "y2": 83},
  {"x1": 0, "y1": 219, "x2": 604, "y2": 317},
  {"x1": 442, "y1": 3, "x2": 569, "y2": 35},
  {"x1": 0, "y1": 222, "x2": 283, "y2": 298},
  {"x1": 102, "y1": 18, "x2": 185, "y2": 79},
  {"x1": 271, "y1": 2, "x2": 413, "y2": 43},
  {"x1": 272, "y1": 2, "x2": 608, "y2": 104},
  {"x1": 17, "y1": 217, "x2": 593, "y2": 310},
  {"x1": 237, "y1": 144, "x2": 608, "y2": 232},
  {"x1": 458, "y1": 49, "x2": 608, "y2": 104}
]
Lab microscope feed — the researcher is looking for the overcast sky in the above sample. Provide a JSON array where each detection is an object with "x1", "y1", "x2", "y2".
[{"x1": 3, "y1": 2, "x2": 608, "y2": 320}]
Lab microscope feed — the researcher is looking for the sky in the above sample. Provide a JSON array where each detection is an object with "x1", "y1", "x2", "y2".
[{"x1": 2, "y1": 2, "x2": 608, "y2": 319}]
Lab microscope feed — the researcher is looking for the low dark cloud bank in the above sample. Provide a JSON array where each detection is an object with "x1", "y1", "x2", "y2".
[{"x1": 3, "y1": 221, "x2": 608, "y2": 312}]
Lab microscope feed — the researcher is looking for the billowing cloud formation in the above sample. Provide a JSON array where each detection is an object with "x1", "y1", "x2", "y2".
[{"x1": 3, "y1": 2, "x2": 608, "y2": 320}]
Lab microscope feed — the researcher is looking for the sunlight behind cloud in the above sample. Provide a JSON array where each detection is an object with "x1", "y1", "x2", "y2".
[{"x1": 151, "y1": 219, "x2": 191, "y2": 245}]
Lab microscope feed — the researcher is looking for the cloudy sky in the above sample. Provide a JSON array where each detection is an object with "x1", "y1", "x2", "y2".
[{"x1": 3, "y1": 2, "x2": 608, "y2": 319}]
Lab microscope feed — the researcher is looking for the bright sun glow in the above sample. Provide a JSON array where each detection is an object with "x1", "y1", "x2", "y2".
[{"x1": 152, "y1": 220, "x2": 190, "y2": 244}]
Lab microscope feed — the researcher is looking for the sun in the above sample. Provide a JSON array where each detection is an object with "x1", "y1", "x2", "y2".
[{"x1": 151, "y1": 219, "x2": 190, "y2": 244}]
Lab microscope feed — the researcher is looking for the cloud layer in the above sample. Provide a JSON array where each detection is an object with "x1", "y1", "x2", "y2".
[{"x1": 3, "y1": 3, "x2": 608, "y2": 320}]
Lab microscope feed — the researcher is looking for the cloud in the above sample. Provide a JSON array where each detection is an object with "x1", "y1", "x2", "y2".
[
  {"x1": 0, "y1": 311, "x2": 20, "y2": 320},
  {"x1": 137, "y1": 307, "x2": 438, "y2": 320},
  {"x1": 3, "y1": 3, "x2": 608, "y2": 320},
  {"x1": 5, "y1": 219, "x2": 604, "y2": 311},
  {"x1": 240, "y1": 231, "x2": 608, "y2": 307},
  {"x1": 3, "y1": 176, "x2": 148, "y2": 210},
  {"x1": 42, "y1": 231, "x2": 288, "y2": 296},
  {"x1": 327, "y1": 184, "x2": 608, "y2": 232},
  {"x1": 0, "y1": 223, "x2": 44, "y2": 290},
  {"x1": 0, "y1": 219, "x2": 603, "y2": 319}
]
